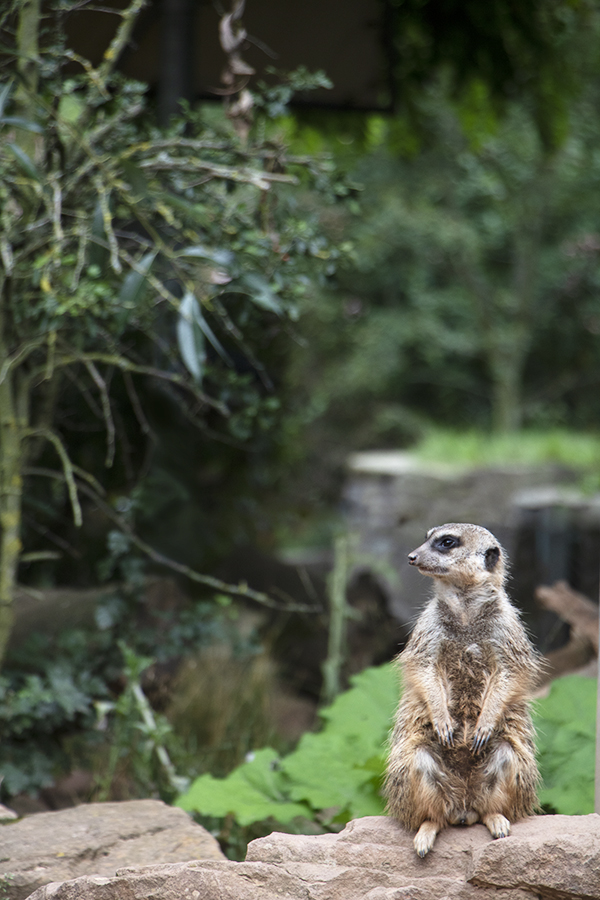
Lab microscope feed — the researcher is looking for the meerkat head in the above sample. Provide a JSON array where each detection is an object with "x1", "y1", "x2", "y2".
[{"x1": 407, "y1": 523, "x2": 506, "y2": 589}]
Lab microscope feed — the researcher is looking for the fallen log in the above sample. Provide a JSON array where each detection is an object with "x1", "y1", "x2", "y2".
[{"x1": 535, "y1": 580, "x2": 599, "y2": 654}]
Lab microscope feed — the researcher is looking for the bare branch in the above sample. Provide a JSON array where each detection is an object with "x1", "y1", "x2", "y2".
[
  {"x1": 82, "y1": 359, "x2": 115, "y2": 467},
  {"x1": 24, "y1": 428, "x2": 82, "y2": 526},
  {"x1": 0, "y1": 339, "x2": 46, "y2": 385},
  {"x1": 50, "y1": 174, "x2": 64, "y2": 245},
  {"x1": 71, "y1": 217, "x2": 88, "y2": 290},
  {"x1": 536, "y1": 580, "x2": 599, "y2": 653},
  {"x1": 93, "y1": 176, "x2": 122, "y2": 273},
  {"x1": 137, "y1": 156, "x2": 298, "y2": 189},
  {"x1": 96, "y1": 0, "x2": 148, "y2": 84},
  {"x1": 0, "y1": 237, "x2": 14, "y2": 276},
  {"x1": 28, "y1": 349, "x2": 227, "y2": 414}
]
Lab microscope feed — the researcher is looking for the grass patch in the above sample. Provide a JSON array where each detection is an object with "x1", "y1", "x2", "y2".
[{"x1": 412, "y1": 429, "x2": 600, "y2": 469}]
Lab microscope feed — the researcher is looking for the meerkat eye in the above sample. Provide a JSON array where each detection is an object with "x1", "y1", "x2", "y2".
[{"x1": 434, "y1": 535, "x2": 461, "y2": 552}]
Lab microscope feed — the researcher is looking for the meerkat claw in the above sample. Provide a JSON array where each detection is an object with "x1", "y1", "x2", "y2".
[
  {"x1": 483, "y1": 814, "x2": 511, "y2": 839},
  {"x1": 472, "y1": 728, "x2": 492, "y2": 754},
  {"x1": 414, "y1": 821, "x2": 439, "y2": 857},
  {"x1": 435, "y1": 723, "x2": 454, "y2": 748}
]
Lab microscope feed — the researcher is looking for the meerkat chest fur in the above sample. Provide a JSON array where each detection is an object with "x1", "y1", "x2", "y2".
[{"x1": 423, "y1": 588, "x2": 506, "y2": 726}]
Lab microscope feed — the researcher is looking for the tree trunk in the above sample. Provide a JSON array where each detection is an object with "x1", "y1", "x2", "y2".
[
  {"x1": 0, "y1": 298, "x2": 26, "y2": 665},
  {"x1": 0, "y1": 0, "x2": 43, "y2": 666},
  {"x1": 15, "y1": 0, "x2": 41, "y2": 160}
]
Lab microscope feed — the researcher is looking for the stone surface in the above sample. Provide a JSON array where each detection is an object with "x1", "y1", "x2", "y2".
[
  {"x1": 23, "y1": 814, "x2": 600, "y2": 900},
  {"x1": 0, "y1": 799, "x2": 224, "y2": 900}
]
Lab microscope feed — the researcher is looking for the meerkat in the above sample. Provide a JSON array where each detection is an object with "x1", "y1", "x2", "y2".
[{"x1": 384, "y1": 523, "x2": 541, "y2": 858}]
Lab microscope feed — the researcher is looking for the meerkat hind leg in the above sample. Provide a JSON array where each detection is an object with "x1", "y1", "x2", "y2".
[
  {"x1": 414, "y1": 820, "x2": 439, "y2": 857},
  {"x1": 483, "y1": 813, "x2": 511, "y2": 839}
]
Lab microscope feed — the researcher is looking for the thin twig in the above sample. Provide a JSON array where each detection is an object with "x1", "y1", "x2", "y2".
[
  {"x1": 93, "y1": 176, "x2": 122, "y2": 273},
  {"x1": 137, "y1": 156, "x2": 298, "y2": 189},
  {"x1": 0, "y1": 338, "x2": 46, "y2": 385},
  {"x1": 82, "y1": 359, "x2": 116, "y2": 467},
  {"x1": 24, "y1": 429, "x2": 82, "y2": 526},
  {"x1": 122, "y1": 370, "x2": 152, "y2": 437},
  {"x1": 96, "y1": 0, "x2": 148, "y2": 84}
]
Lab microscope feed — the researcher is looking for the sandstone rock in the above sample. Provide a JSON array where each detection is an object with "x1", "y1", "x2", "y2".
[
  {"x1": 469, "y1": 814, "x2": 600, "y2": 899},
  {"x1": 0, "y1": 803, "x2": 18, "y2": 821},
  {"x1": 0, "y1": 799, "x2": 224, "y2": 900},
  {"x1": 23, "y1": 813, "x2": 600, "y2": 900}
]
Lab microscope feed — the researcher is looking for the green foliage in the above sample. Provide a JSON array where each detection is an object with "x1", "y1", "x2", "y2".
[
  {"x1": 0, "y1": 0, "x2": 352, "y2": 662},
  {"x1": 534, "y1": 675, "x2": 596, "y2": 815},
  {"x1": 176, "y1": 662, "x2": 397, "y2": 827},
  {"x1": 0, "y1": 567, "x2": 244, "y2": 798},
  {"x1": 283, "y1": 70, "x2": 600, "y2": 483},
  {"x1": 413, "y1": 428, "x2": 600, "y2": 469},
  {"x1": 178, "y1": 748, "x2": 311, "y2": 826},
  {"x1": 177, "y1": 664, "x2": 598, "y2": 853}
]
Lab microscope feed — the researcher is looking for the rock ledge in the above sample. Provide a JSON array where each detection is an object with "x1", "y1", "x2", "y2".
[{"x1": 22, "y1": 813, "x2": 600, "y2": 900}]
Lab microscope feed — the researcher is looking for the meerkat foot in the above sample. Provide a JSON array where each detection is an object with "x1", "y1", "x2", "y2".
[
  {"x1": 414, "y1": 821, "x2": 439, "y2": 857},
  {"x1": 483, "y1": 814, "x2": 511, "y2": 839}
]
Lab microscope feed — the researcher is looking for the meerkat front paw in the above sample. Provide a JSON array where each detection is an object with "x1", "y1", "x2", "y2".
[
  {"x1": 414, "y1": 821, "x2": 439, "y2": 857},
  {"x1": 471, "y1": 723, "x2": 494, "y2": 754},
  {"x1": 433, "y1": 716, "x2": 455, "y2": 747},
  {"x1": 483, "y1": 814, "x2": 511, "y2": 839}
]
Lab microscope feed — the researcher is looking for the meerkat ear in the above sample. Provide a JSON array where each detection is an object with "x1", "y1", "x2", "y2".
[{"x1": 484, "y1": 546, "x2": 500, "y2": 571}]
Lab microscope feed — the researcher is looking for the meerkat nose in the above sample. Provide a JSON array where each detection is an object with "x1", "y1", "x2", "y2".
[{"x1": 408, "y1": 553, "x2": 418, "y2": 565}]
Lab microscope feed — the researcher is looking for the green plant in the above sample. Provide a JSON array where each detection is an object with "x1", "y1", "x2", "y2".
[
  {"x1": 413, "y1": 428, "x2": 600, "y2": 469},
  {"x1": 95, "y1": 641, "x2": 189, "y2": 801},
  {"x1": 176, "y1": 665, "x2": 598, "y2": 857},
  {"x1": 534, "y1": 675, "x2": 596, "y2": 815},
  {"x1": 176, "y1": 663, "x2": 397, "y2": 831},
  {"x1": 0, "y1": 567, "x2": 247, "y2": 799},
  {"x1": 0, "y1": 0, "x2": 349, "y2": 666}
]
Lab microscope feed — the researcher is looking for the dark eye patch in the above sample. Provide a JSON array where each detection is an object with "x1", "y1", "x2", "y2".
[
  {"x1": 433, "y1": 535, "x2": 461, "y2": 553},
  {"x1": 484, "y1": 546, "x2": 500, "y2": 571}
]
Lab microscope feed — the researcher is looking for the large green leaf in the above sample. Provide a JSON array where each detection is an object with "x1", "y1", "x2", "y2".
[
  {"x1": 282, "y1": 731, "x2": 379, "y2": 810},
  {"x1": 174, "y1": 663, "x2": 395, "y2": 828},
  {"x1": 177, "y1": 292, "x2": 206, "y2": 383},
  {"x1": 319, "y1": 661, "x2": 398, "y2": 751},
  {"x1": 0, "y1": 81, "x2": 13, "y2": 120},
  {"x1": 7, "y1": 142, "x2": 41, "y2": 181},
  {"x1": 534, "y1": 675, "x2": 596, "y2": 815},
  {"x1": 281, "y1": 663, "x2": 396, "y2": 815},
  {"x1": 176, "y1": 747, "x2": 311, "y2": 826}
]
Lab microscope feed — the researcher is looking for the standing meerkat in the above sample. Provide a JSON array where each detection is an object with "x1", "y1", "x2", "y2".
[{"x1": 384, "y1": 523, "x2": 541, "y2": 858}]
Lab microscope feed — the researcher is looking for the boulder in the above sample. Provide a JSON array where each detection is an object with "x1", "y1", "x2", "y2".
[
  {"x1": 0, "y1": 799, "x2": 223, "y2": 900},
  {"x1": 22, "y1": 813, "x2": 600, "y2": 900}
]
